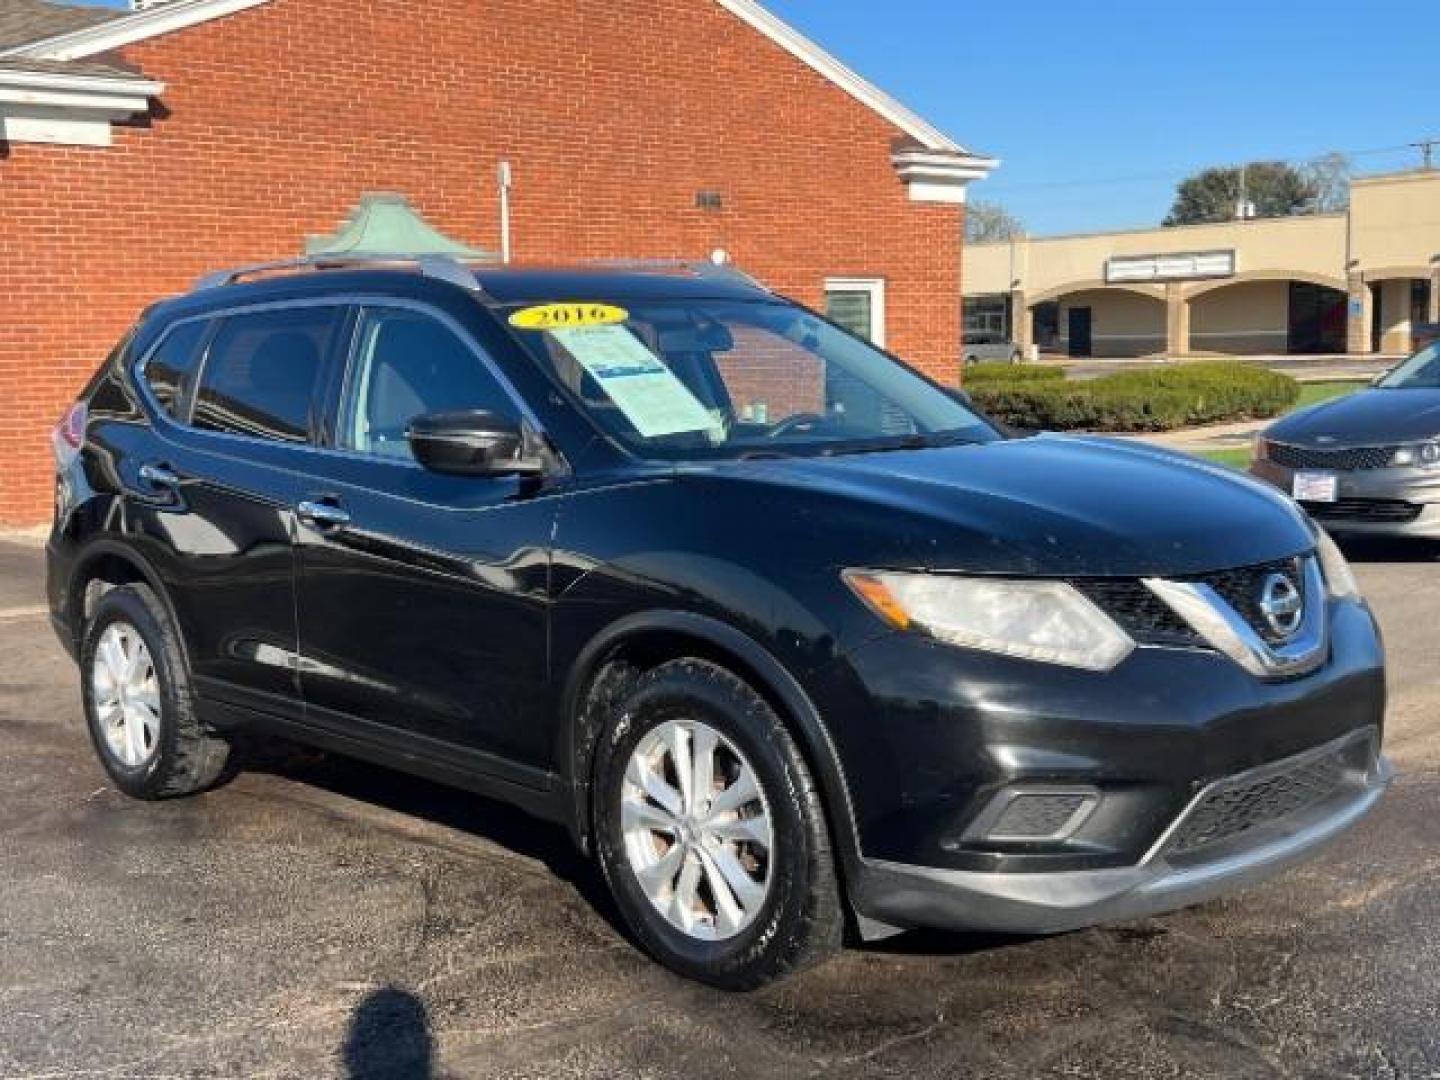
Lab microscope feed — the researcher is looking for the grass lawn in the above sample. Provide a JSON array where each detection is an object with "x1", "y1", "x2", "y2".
[
  {"x1": 1199, "y1": 446, "x2": 1254, "y2": 470},
  {"x1": 1295, "y1": 379, "x2": 1366, "y2": 409}
]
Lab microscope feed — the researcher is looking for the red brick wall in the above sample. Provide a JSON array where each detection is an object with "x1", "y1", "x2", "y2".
[{"x1": 0, "y1": 0, "x2": 963, "y2": 524}]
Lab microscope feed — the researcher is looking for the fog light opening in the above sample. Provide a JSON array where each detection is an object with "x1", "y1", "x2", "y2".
[{"x1": 964, "y1": 786, "x2": 1102, "y2": 844}]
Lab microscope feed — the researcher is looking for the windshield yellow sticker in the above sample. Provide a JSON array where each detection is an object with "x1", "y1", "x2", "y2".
[{"x1": 509, "y1": 303, "x2": 629, "y2": 331}]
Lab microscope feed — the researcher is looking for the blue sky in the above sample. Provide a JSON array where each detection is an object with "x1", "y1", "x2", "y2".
[
  {"x1": 765, "y1": 0, "x2": 1433, "y2": 235},
  {"x1": 75, "y1": 0, "x2": 1431, "y2": 235}
]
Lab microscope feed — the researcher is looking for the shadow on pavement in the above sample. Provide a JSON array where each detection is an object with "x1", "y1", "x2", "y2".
[
  {"x1": 236, "y1": 738, "x2": 626, "y2": 936},
  {"x1": 342, "y1": 984, "x2": 434, "y2": 1079},
  {"x1": 1334, "y1": 535, "x2": 1440, "y2": 565}
]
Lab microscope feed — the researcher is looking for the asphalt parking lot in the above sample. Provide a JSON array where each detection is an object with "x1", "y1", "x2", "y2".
[{"x1": 2, "y1": 536, "x2": 1437, "y2": 1079}]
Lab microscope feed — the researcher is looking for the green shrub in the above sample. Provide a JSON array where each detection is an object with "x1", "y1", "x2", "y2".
[
  {"x1": 969, "y1": 361, "x2": 1299, "y2": 433},
  {"x1": 963, "y1": 363, "x2": 1065, "y2": 385}
]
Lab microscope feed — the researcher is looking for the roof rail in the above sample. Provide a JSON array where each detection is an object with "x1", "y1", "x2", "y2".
[
  {"x1": 191, "y1": 253, "x2": 483, "y2": 293},
  {"x1": 589, "y1": 258, "x2": 768, "y2": 291}
]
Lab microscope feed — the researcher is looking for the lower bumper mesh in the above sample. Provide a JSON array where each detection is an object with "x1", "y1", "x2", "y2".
[{"x1": 1165, "y1": 732, "x2": 1376, "y2": 858}]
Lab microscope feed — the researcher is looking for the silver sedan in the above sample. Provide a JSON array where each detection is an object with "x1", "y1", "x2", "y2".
[{"x1": 1251, "y1": 342, "x2": 1440, "y2": 538}]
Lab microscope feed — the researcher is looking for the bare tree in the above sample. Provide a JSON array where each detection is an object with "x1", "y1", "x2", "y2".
[
  {"x1": 1302, "y1": 152, "x2": 1352, "y2": 212},
  {"x1": 966, "y1": 200, "x2": 1024, "y2": 243}
]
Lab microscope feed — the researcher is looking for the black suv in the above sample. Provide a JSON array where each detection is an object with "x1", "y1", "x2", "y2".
[{"x1": 47, "y1": 257, "x2": 1391, "y2": 988}]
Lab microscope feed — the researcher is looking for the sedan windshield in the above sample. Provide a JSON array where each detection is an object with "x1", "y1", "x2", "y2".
[
  {"x1": 1376, "y1": 342, "x2": 1440, "y2": 389},
  {"x1": 502, "y1": 298, "x2": 998, "y2": 459}
]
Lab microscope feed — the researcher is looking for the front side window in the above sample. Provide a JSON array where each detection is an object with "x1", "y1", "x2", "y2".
[
  {"x1": 192, "y1": 307, "x2": 340, "y2": 443},
  {"x1": 505, "y1": 297, "x2": 996, "y2": 461},
  {"x1": 1377, "y1": 341, "x2": 1440, "y2": 389},
  {"x1": 142, "y1": 320, "x2": 210, "y2": 419},
  {"x1": 339, "y1": 307, "x2": 516, "y2": 462}
]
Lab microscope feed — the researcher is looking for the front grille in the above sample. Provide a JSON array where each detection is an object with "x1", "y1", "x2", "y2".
[
  {"x1": 1268, "y1": 441, "x2": 1397, "y2": 471},
  {"x1": 1074, "y1": 579, "x2": 1200, "y2": 646},
  {"x1": 1202, "y1": 557, "x2": 1304, "y2": 645},
  {"x1": 1301, "y1": 498, "x2": 1423, "y2": 524},
  {"x1": 1166, "y1": 738, "x2": 1366, "y2": 857},
  {"x1": 1077, "y1": 556, "x2": 1308, "y2": 649}
]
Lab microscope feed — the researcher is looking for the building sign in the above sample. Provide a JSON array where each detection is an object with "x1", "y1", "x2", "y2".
[{"x1": 1105, "y1": 249, "x2": 1236, "y2": 284}]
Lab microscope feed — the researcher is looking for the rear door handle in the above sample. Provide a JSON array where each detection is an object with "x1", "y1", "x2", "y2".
[
  {"x1": 296, "y1": 499, "x2": 351, "y2": 529},
  {"x1": 138, "y1": 462, "x2": 181, "y2": 489}
]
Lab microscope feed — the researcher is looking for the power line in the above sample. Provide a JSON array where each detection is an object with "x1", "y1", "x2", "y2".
[{"x1": 983, "y1": 141, "x2": 1422, "y2": 197}]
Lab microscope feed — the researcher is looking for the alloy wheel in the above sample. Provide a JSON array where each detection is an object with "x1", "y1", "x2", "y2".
[
  {"x1": 620, "y1": 718, "x2": 774, "y2": 941},
  {"x1": 91, "y1": 621, "x2": 161, "y2": 769}
]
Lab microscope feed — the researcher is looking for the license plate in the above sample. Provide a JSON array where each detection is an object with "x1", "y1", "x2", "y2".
[{"x1": 1293, "y1": 470, "x2": 1338, "y2": 503}]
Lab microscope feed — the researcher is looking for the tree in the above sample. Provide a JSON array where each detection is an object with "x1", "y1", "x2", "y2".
[
  {"x1": 966, "y1": 200, "x2": 1024, "y2": 243},
  {"x1": 1163, "y1": 161, "x2": 1318, "y2": 226},
  {"x1": 1302, "y1": 152, "x2": 1352, "y2": 213}
]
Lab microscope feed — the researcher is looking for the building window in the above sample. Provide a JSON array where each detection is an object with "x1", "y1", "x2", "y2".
[
  {"x1": 964, "y1": 293, "x2": 1010, "y2": 338},
  {"x1": 825, "y1": 278, "x2": 886, "y2": 347}
]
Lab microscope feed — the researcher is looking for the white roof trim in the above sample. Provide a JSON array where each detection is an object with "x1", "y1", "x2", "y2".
[
  {"x1": 0, "y1": 67, "x2": 163, "y2": 99},
  {"x1": 1, "y1": 0, "x2": 271, "y2": 62},
  {"x1": 713, "y1": 0, "x2": 966, "y2": 153}
]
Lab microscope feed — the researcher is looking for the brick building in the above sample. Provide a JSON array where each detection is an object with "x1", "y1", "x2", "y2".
[{"x1": 0, "y1": 0, "x2": 994, "y2": 525}]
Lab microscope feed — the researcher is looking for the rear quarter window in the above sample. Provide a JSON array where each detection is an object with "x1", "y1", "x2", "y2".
[{"x1": 141, "y1": 321, "x2": 210, "y2": 420}]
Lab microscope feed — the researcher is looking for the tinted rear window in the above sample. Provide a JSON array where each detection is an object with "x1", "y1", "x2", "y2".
[
  {"x1": 192, "y1": 307, "x2": 342, "y2": 443},
  {"x1": 142, "y1": 321, "x2": 210, "y2": 420}
]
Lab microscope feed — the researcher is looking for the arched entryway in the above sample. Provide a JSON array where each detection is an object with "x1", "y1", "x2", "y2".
[
  {"x1": 1188, "y1": 273, "x2": 1347, "y2": 355},
  {"x1": 1028, "y1": 283, "x2": 1167, "y2": 358}
]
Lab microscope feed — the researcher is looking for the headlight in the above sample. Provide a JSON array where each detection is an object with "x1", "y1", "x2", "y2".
[
  {"x1": 1391, "y1": 441, "x2": 1440, "y2": 467},
  {"x1": 1314, "y1": 527, "x2": 1361, "y2": 600},
  {"x1": 843, "y1": 570, "x2": 1135, "y2": 672}
]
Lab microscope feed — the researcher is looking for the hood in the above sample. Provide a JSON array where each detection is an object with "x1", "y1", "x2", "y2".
[
  {"x1": 709, "y1": 434, "x2": 1313, "y2": 578},
  {"x1": 1266, "y1": 388, "x2": 1440, "y2": 446}
]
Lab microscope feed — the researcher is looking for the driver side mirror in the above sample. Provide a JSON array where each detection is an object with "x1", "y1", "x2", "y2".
[{"x1": 406, "y1": 410, "x2": 546, "y2": 478}]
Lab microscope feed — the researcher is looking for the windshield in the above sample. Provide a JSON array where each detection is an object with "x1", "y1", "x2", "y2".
[
  {"x1": 503, "y1": 298, "x2": 997, "y2": 459},
  {"x1": 1376, "y1": 342, "x2": 1440, "y2": 389}
]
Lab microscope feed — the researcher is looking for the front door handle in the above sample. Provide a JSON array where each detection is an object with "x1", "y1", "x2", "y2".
[
  {"x1": 138, "y1": 462, "x2": 181, "y2": 489},
  {"x1": 296, "y1": 499, "x2": 351, "y2": 529}
]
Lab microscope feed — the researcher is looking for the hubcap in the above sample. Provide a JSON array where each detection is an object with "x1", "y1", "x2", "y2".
[
  {"x1": 91, "y1": 622, "x2": 160, "y2": 769},
  {"x1": 620, "y1": 719, "x2": 774, "y2": 941}
]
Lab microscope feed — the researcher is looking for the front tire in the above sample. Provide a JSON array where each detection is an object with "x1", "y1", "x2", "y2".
[
  {"x1": 80, "y1": 584, "x2": 231, "y2": 800},
  {"x1": 593, "y1": 659, "x2": 843, "y2": 989}
]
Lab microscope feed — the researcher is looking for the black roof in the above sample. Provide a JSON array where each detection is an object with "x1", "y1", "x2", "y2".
[
  {"x1": 141, "y1": 263, "x2": 772, "y2": 335},
  {"x1": 470, "y1": 266, "x2": 770, "y2": 304}
]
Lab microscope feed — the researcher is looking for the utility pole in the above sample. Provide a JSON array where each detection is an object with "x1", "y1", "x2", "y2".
[{"x1": 1413, "y1": 139, "x2": 1439, "y2": 170}]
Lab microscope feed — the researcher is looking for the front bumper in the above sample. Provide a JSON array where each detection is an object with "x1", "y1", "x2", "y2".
[
  {"x1": 852, "y1": 728, "x2": 1393, "y2": 934},
  {"x1": 1250, "y1": 458, "x2": 1440, "y2": 537}
]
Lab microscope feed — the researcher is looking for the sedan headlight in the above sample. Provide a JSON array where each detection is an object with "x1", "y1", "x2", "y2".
[
  {"x1": 1390, "y1": 441, "x2": 1440, "y2": 468},
  {"x1": 1314, "y1": 527, "x2": 1362, "y2": 600},
  {"x1": 843, "y1": 570, "x2": 1135, "y2": 672}
]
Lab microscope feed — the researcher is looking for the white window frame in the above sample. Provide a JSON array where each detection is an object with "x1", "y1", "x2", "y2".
[{"x1": 824, "y1": 278, "x2": 887, "y2": 348}]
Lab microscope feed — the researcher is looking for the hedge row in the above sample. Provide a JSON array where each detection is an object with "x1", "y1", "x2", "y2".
[
  {"x1": 967, "y1": 362, "x2": 1300, "y2": 433},
  {"x1": 963, "y1": 363, "x2": 1065, "y2": 385}
]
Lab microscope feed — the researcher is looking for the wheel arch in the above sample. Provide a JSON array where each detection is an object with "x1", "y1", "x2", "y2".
[
  {"x1": 66, "y1": 539, "x2": 187, "y2": 666},
  {"x1": 559, "y1": 610, "x2": 863, "y2": 879}
]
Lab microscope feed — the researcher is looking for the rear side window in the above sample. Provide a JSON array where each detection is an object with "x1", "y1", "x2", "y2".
[
  {"x1": 142, "y1": 321, "x2": 209, "y2": 420},
  {"x1": 192, "y1": 307, "x2": 341, "y2": 443}
]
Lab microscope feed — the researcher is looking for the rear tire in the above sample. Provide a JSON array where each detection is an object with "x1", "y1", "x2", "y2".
[
  {"x1": 593, "y1": 658, "x2": 843, "y2": 989},
  {"x1": 80, "y1": 584, "x2": 231, "y2": 800}
]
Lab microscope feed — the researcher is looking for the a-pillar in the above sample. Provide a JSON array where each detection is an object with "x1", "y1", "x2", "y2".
[
  {"x1": 1165, "y1": 283, "x2": 1190, "y2": 358},
  {"x1": 1346, "y1": 272, "x2": 1373, "y2": 354}
]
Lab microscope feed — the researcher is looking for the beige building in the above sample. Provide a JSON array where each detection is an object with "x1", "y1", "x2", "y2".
[{"x1": 965, "y1": 169, "x2": 1440, "y2": 359}]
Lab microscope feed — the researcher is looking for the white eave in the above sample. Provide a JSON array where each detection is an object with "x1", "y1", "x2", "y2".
[
  {"x1": 892, "y1": 148, "x2": 1002, "y2": 205},
  {"x1": 713, "y1": 0, "x2": 998, "y2": 201},
  {"x1": 0, "y1": 0, "x2": 270, "y2": 61},
  {"x1": 0, "y1": 67, "x2": 165, "y2": 146}
]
